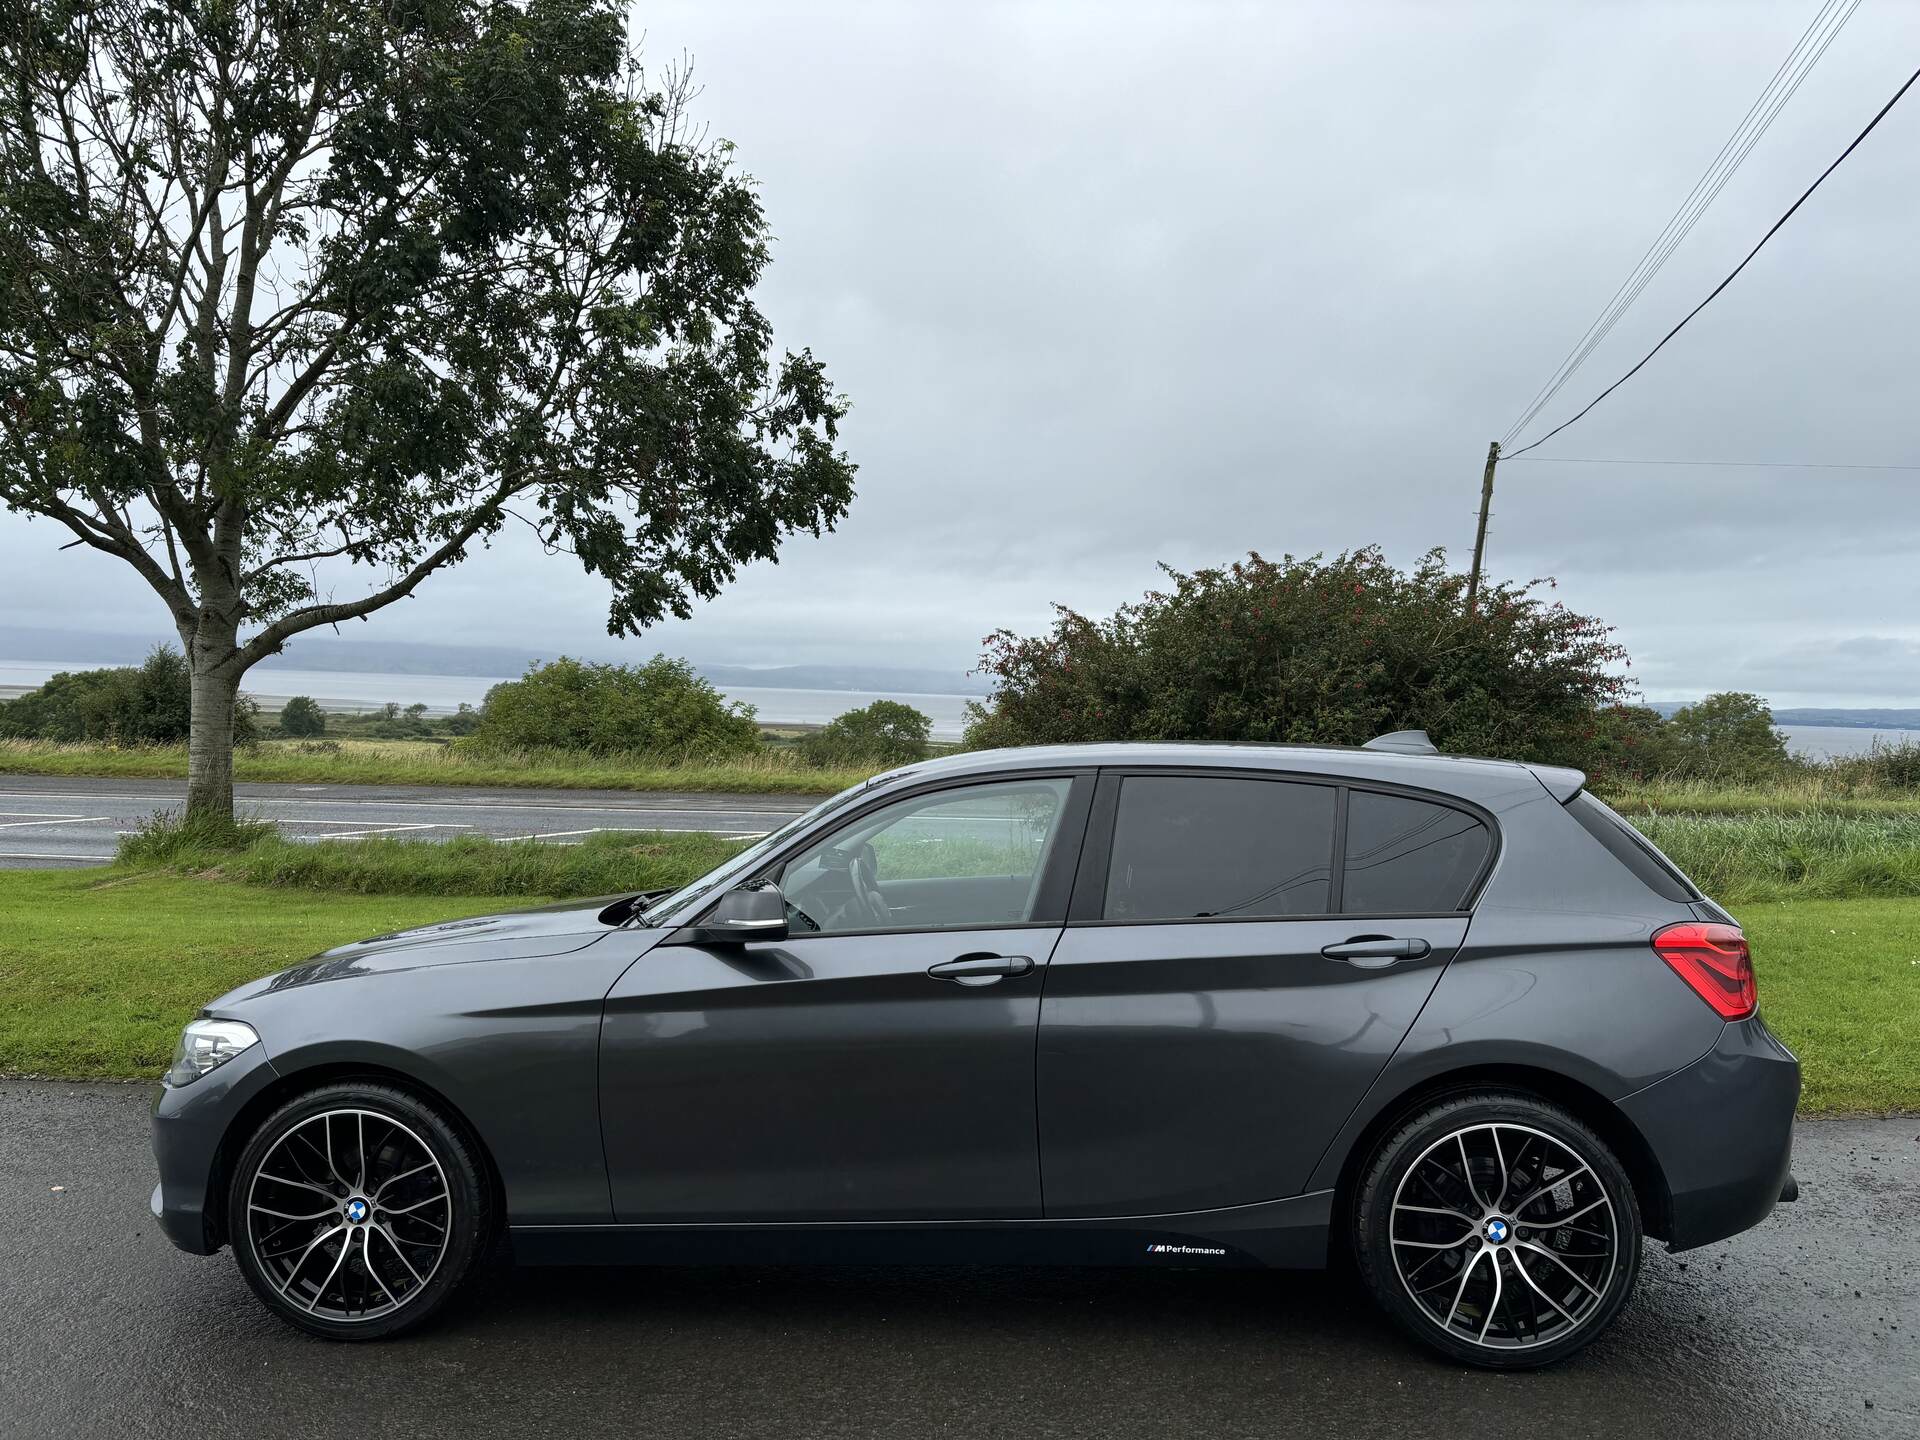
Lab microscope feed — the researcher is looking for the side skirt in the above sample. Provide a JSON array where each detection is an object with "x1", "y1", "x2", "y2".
[{"x1": 509, "y1": 1190, "x2": 1333, "y2": 1270}]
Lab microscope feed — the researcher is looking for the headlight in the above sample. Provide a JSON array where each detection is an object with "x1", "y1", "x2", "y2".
[{"x1": 165, "y1": 1019, "x2": 259, "y2": 1087}]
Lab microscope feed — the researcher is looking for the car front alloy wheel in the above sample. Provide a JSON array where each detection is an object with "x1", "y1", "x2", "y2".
[{"x1": 228, "y1": 1083, "x2": 489, "y2": 1339}]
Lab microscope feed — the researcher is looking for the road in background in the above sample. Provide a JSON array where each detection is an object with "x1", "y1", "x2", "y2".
[
  {"x1": 1, "y1": 1083, "x2": 1912, "y2": 1439},
  {"x1": 0, "y1": 774, "x2": 813, "y2": 869}
]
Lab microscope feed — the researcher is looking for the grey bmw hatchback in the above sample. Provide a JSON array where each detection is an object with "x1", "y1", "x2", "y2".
[{"x1": 152, "y1": 735, "x2": 1799, "y2": 1368}]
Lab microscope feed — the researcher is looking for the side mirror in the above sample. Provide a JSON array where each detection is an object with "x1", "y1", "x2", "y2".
[{"x1": 685, "y1": 884, "x2": 788, "y2": 946}]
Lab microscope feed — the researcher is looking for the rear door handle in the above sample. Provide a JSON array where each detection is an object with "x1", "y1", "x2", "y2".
[
  {"x1": 1320, "y1": 936, "x2": 1432, "y2": 968},
  {"x1": 928, "y1": 954, "x2": 1034, "y2": 985}
]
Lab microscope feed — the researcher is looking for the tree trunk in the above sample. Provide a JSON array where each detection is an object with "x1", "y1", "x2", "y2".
[{"x1": 185, "y1": 642, "x2": 242, "y2": 825}]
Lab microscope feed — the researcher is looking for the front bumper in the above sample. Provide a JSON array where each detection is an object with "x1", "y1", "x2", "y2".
[
  {"x1": 1619, "y1": 1014, "x2": 1800, "y2": 1251},
  {"x1": 150, "y1": 1042, "x2": 280, "y2": 1255}
]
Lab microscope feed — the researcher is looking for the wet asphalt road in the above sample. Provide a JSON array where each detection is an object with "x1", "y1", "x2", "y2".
[
  {"x1": 2, "y1": 1082, "x2": 1914, "y2": 1440},
  {"x1": 0, "y1": 774, "x2": 811, "y2": 868}
]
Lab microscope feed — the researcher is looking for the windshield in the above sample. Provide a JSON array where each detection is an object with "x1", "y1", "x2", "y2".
[{"x1": 638, "y1": 776, "x2": 892, "y2": 927}]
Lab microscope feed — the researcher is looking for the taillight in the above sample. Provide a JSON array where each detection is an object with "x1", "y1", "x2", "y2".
[{"x1": 1651, "y1": 922, "x2": 1756, "y2": 1020}]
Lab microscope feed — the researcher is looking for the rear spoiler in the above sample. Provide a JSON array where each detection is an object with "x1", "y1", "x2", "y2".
[{"x1": 1525, "y1": 763, "x2": 1585, "y2": 802}]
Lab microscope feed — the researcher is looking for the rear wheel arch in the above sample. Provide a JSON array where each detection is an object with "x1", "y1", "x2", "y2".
[
  {"x1": 206, "y1": 1060, "x2": 505, "y2": 1252},
  {"x1": 1329, "y1": 1064, "x2": 1672, "y2": 1248}
]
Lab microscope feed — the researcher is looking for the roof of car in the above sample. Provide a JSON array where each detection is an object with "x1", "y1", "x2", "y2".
[{"x1": 867, "y1": 742, "x2": 1584, "y2": 805}]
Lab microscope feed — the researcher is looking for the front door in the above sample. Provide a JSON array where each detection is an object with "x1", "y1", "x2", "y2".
[
  {"x1": 1038, "y1": 772, "x2": 1489, "y2": 1217},
  {"x1": 600, "y1": 773, "x2": 1089, "y2": 1223}
]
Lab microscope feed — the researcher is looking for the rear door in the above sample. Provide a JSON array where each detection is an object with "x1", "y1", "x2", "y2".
[{"x1": 1036, "y1": 771, "x2": 1491, "y2": 1216}]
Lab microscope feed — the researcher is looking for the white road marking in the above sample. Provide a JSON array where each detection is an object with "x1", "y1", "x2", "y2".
[
  {"x1": 0, "y1": 852, "x2": 107, "y2": 861},
  {"x1": 314, "y1": 823, "x2": 466, "y2": 840},
  {"x1": 0, "y1": 815, "x2": 109, "y2": 829}
]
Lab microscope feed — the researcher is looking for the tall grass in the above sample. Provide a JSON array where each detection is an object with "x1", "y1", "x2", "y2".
[
  {"x1": 1639, "y1": 811, "x2": 1920, "y2": 904},
  {"x1": 118, "y1": 813, "x2": 748, "y2": 897}
]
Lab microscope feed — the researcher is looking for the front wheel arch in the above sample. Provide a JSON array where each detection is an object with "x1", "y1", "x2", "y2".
[{"x1": 207, "y1": 1061, "x2": 505, "y2": 1253}]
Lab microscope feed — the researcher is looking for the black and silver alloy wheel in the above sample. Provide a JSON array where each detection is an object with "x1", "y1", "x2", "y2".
[
  {"x1": 229, "y1": 1083, "x2": 489, "y2": 1340},
  {"x1": 1357, "y1": 1094, "x2": 1641, "y2": 1369}
]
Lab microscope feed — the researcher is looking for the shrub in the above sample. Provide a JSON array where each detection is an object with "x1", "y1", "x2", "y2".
[
  {"x1": 0, "y1": 647, "x2": 258, "y2": 745},
  {"x1": 799, "y1": 700, "x2": 933, "y2": 768},
  {"x1": 279, "y1": 696, "x2": 327, "y2": 737},
  {"x1": 470, "y1": 655, "x2": 760, "y2": 757},
  {"x1": 963, "y1": 548, "x2": 1629, "y2": 766},
  {"x1": 1666, "y1": 692, "x2": 1790, "y2": 782}
]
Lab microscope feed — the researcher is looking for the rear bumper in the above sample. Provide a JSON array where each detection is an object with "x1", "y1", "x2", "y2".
[
  {"x1": 150, "y1": 1043, "x2": 280, "y2": 1255},
  {"x1": 1619, "y1": 1015, "x2": 1800, "y2": 1251}
]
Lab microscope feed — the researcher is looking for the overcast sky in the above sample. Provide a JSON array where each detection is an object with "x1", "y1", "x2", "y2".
[{"x1": 5, "y1": 0, "x2": 1918, "y2": 705}]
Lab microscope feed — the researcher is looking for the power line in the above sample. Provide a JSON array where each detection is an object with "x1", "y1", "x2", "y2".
[
  {"x1": 1501, "y1": 0, "x2": 1859, "y2": 449},
  {"x1": 1505, "y1": 58, "x2": 1920, "y2": 461},
  {"x1": 1506, "y1": 456, "x2": 1920, "y2": 472}
]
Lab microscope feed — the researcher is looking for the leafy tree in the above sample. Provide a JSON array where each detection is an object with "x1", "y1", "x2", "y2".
[
  {"x1": 278, "y1": 695, "x2": 326, "y2": 737},
  {"x1": 444, "y1": 702, "x2": 479, "y2": 737},
  {"x1": 1667, "y1": 692, "x2": 1790, "y2": 780},
  {"x1": 0, "y1": 646, "x2": 256, "y2": 744},
  {"x1": 0, "y1": 2, "x2": 854, "y2": 821},
  {"x1": 964, "y1": 548, "x2": 1630, "y2": 766},
  {"x1": 800, "y1": 699, "x2": 933, "y2": 768},
  {"x1": 404, "y1": 702, "x2": 428, "y2": 720},
  {"x1": 471, "y1": 655, "x2": 759, "y2": 756}
]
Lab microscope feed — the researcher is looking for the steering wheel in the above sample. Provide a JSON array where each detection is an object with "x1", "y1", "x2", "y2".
[{"x1": 850, "y1": 842, "x2": 892, "y2": 928}]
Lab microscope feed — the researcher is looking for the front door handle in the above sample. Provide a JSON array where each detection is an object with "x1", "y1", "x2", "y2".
[
  {"x1": 1320, "y1": 936, "x2": 1432, "y2": 969},
  {"x1": 928, "y1": 954, "x2": 1035, "y2": 986}
]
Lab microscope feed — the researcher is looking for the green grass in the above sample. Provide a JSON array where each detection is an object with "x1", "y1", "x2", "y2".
[
  {"x1": 0, "y1": 869, "x2": 545, "y2": 1080},
  {"x1": 0, "y1": 737, "x2": 874, "y2": 795},
  {"x1": 1739, "y1": 900, "x2": 1920, "y2": 1113},
  {"x1": 1638, "y1": 811, "x2": 1920, "y2": 904}
]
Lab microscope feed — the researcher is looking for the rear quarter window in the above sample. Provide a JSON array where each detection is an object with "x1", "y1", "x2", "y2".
[
  {"x1": 1342, "y1": 790, "x2": 1491, "y2": 913},
  {"x1": 1565, "y1": 792, "x2": 1700, "y2": 903}
]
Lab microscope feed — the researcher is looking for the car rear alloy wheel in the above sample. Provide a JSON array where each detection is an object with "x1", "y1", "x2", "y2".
[
  {"x1": 229, "y1": 1083, "x2": 489, "y2": 1339},
  {"x1": 1357, "y1": 1094, "x2": 1641, "y2": 1369}
]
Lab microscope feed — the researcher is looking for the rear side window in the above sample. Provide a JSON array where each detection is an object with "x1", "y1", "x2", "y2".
[
  {"x1": 1342, "y1": 791, "x2": 1491, "y2": 913},
  {"x1": 1105, "y1": 776, "x2": 1334, "y2": 920},
  {"x1": 1566, "y1": 792, "x2": 1700, "y2": 903}
]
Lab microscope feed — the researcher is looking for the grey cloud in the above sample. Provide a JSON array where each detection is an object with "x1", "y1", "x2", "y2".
[{"x1": 4, "y1": 0, "x2": 1918, "y2": 697}]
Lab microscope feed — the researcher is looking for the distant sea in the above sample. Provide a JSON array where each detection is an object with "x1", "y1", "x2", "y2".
[{"x1": 2, "y1": 658, "x2": 1913, "y2": 757}]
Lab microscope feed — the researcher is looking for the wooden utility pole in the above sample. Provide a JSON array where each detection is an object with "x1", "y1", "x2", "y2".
[{"x1": 1465, "y1": 440, "x2": 1500, "y2": 613}]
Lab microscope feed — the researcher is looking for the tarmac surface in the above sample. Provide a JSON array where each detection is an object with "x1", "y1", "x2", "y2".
[
  {"x1": 1, "y1": 1080, "x2": 1913, "y2": 1440},
  {"x1": 0, "y1": 774, "x2": 813, "y2": 867}
]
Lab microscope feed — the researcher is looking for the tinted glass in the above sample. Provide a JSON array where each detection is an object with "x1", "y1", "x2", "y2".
[
  {"x1": 1341, "y1": 791, "x2": 1490, "y2": 913},
  {"x1": 1104, "y1": 776, "x2": 1334, "y2": 921},
  {"x1": 1567, "y1": 792, "x2": 1699, "y2": 902},
  {"x1": 780, "y1": 778, "x2": 1073, "y2": 934}
]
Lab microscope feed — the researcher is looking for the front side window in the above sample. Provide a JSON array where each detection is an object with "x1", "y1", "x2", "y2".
[
  {"x1": 780, "y1": 778, "x2": 1074, "y2": 935},
  {"x1": 1103, "y1": 776, "x2": 1335, "y2": 921},
  {"x1": 1342, "y1": 791, "x2": 1491, "y2": 913}
]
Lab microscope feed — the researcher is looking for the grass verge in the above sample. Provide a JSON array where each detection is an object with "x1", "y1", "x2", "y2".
[
  {"x1": 0, "y1": 869, "x2": 542, "y2": 1080},
  {"x1": 1, "y1": 860, "x2": 1912, "y2": 1110},
  {"x1": 0, "y1": 737, "x2": 873, "y2": 795},
  {"x1": 120, "y1": 819, "x2": 749, "y2": 898},
  {"x1": 1738, "y1": 900, "x2": 1920, "y2": 1114}
]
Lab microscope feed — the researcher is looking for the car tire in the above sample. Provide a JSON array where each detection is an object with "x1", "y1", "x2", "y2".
[
  {"x1": 1354, "y1": 1092, "x2": 1641, "y2": 1369},
  {"x1": 227, "y1": 1081, "x2": 491, "y2": 1340}
]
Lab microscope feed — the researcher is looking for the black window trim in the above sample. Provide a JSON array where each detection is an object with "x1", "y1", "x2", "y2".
[
  {"x1": 671, "y1": 768, "x2": 1100, "y2": 942},
  {"x1": 1064, "y1": 765, "x2": 1501, "y2": 929}
]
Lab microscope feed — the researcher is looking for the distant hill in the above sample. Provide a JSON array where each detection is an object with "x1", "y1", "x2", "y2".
[
  {"x1": 0, "y1": 626, "x2": 988, "y2": 697},
  {"x1": 1647, "y1": 700, "x2": 1920, "y2": 731}
]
